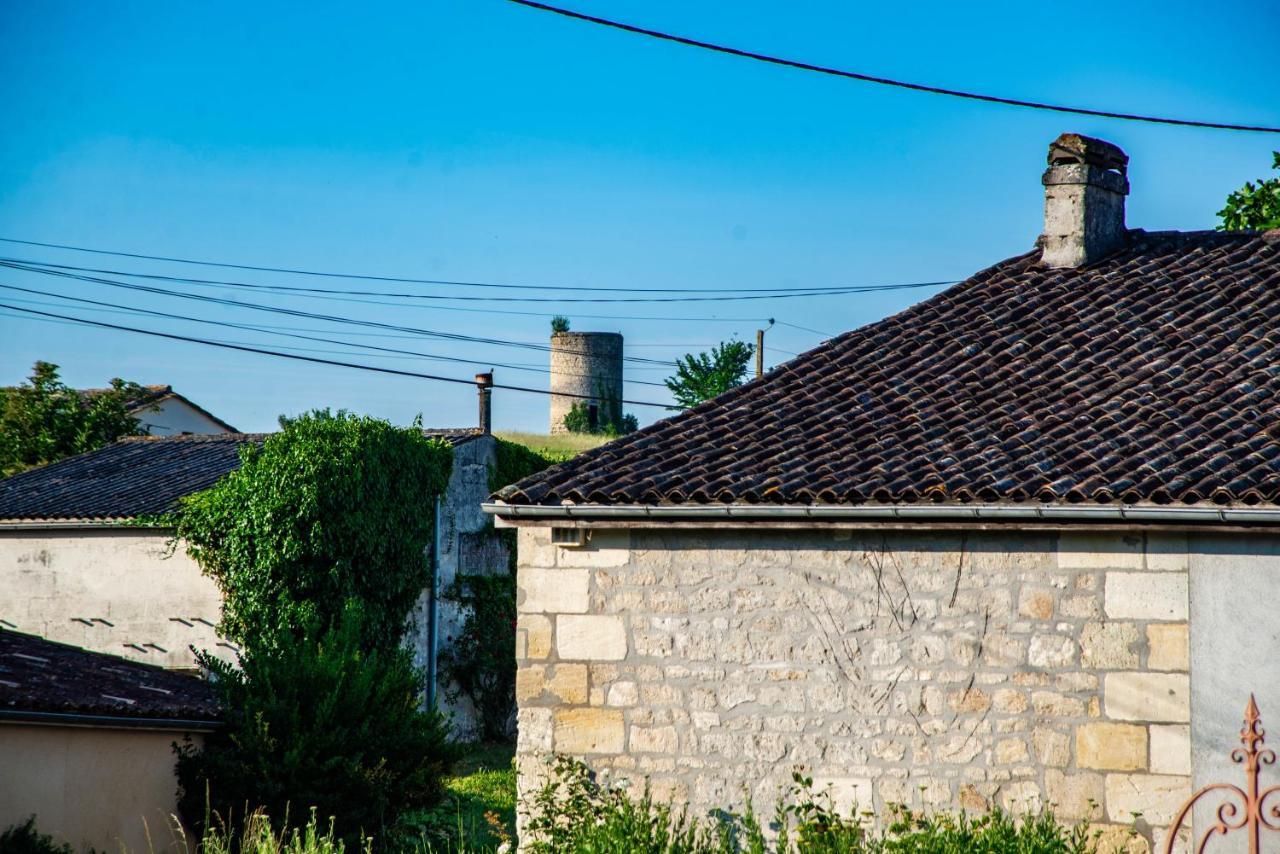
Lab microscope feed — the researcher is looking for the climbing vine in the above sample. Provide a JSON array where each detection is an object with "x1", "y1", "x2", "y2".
[
  {"x1": 439, "y1": 438, "x2": 569, "y2": 742},
  {"x1": 176, "y1": 409, "x2": 453, "y2": 653}
]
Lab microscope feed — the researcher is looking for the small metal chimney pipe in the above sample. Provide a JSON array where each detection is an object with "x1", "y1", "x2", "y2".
[
  {"x1": 475, "y1": 372, "x2": 493, "y2": 433},
  {"x1": 1041, "y1": 133, "x2": 1129, "y2": 268}
]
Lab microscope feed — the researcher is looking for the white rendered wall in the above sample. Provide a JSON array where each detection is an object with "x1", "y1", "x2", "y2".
[
  {"x1": 135, "y1": 398, "x2": 231, "y2": 436},
  {"x1": 0, "y1": 529, "x2": 229, "y2": 668}
]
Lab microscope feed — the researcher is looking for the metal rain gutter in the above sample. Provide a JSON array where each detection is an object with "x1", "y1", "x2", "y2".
[
  {"x1": 482, "y1": 501, "x2": 1280, "y2": 525},
  {"x1": 0, "y1": 708, "x2": 221, "y2": 731}
]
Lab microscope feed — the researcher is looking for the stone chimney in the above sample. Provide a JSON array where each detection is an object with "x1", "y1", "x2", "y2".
[
  {"x1": 475, "y1": 372, "x2": 493, "y2": 434},
  {"x1": 1041, "y1": 133, "x2": 1129, "y2": 268}
]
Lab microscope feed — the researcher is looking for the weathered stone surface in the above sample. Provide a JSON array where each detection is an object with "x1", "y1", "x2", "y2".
[
  {"x1": 519, "y1": 527, "x2": 557, "y2": 568},
  {"x1": 1076, "y1": 723, "x2": 1146, "y2": 771},
  {"x1": 1033, "y1": 726, "x2": 1071, "y2": 767},
  {"x1": 1018, "y1": 588, "x2": 1055, "y2": 620},
  {"x1": 811, "y1": 776, "x2": 873, "y2": 817},
  {"x1": 1081, "y1": 621, "x2": 1140, "y2": 669},
  {"x1": 518, "y1": 706, "x2": 553, "y2": 752},
  {"x1": 555, "y1": 530, "x2": 631, "y2": 567},
  {"x1": 631, "y1": 725, "x2": 679, "y2": 753},
  {"x1": 557, "y1": 615, "x2": 627, "y2": 660},
  {"x1": 516, "y1": 665, "x2": 545, "y2": 703},
  {"x1": 554, "y1": 707, "x2": 625, "y2": 753},
  {"x1": 1044, "y1": 768, "x2": 1104, "y2": 820},
  {"x1": 992, "y1": 689, "x2": 1029, "y2": 713},
  {"x1": 1058, "y1": 533, "x2": 1143, "y2": 569},
  {"x1": 517, "y1": 613, "x2": 553, "y2": 659},
  {"x1": 1104, "y1": 573, "x2": 1188, "y2": 620},
  {"x1": 1105, "y1": 673, "x2": 1190, "y2": 723},
  {"x1": 1029, "y1": 633, "x2": 1077, "y2": 668},
  {"x1": 1148, "y1": 725, "x2": 1190, "y2": 776},
  {"x1": 1145, "y1": 624, "x2": 1188, "y2": 672},
  {"x1": 994, "y1": 737, "x2": 1028, "y2": 764},
  {"x1": 1104, "y1": 773, "x2": 1191, "y2": 824},
  {"x1": 1143, "y1": 533, "x2": 1188, "y2": 572},
  {"x1": 546, "y1": 664, "x2": 589, "y2": 703},
  {"x1": 606, "y1": 680, "x2": 638, "y2": 707},
  {"x1": 519, "y1": 568, "x2": 589, "y2": 614}
]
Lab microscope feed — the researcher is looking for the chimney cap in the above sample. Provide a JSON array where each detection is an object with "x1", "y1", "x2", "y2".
[
  {"x1": 1047, "y1": 133, "x2": 1128, "y2": 174},
  {"x1": 475, "y1": 371, "x2": 494, "y2": 387}
]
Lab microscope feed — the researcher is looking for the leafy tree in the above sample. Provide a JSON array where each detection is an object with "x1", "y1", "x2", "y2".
[
  {"x1": 561, "y1": 401, "x2": 638, "y2": 436},
  {"x1": 175, "y1": 409, "x2": 453, "y2": 653},
  {"x1": 550, "y1": 315, "x2": 571, "y2": 334},
  {"x1": 1218, "y1": 151, "x2": 1280, "y2": 231},
  {"x1": 664, "y1": 339, "x2": 755, "y2": 409},
  {"x1": 0, "y1": 361, "x2": 148, "y2": 476},
  {"x1": 175, "y1": 608, "x2": 460, "y2": 848}
]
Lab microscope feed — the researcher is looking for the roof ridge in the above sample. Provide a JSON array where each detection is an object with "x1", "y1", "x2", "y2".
[{"x1": 496, "y1": 231, "x2": 1280, "y2": 509}]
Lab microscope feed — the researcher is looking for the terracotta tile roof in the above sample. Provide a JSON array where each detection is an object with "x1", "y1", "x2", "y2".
[
  {"x1": 498, "y1": 229, "x2": 1280, "y2": 508},
  {"x1": 0, "y1": 629, "x2": 219, "y2": 725},
  {"x1": 0, "y1": 430, "x2": 483, "y2": 522}
]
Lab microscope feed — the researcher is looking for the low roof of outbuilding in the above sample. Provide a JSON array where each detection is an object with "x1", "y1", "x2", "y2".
[{"x1": 0, "y1": 629, "x2": 219, "y2": 728}]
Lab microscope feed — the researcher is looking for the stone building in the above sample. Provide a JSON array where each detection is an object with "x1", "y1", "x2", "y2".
[
  {"x1": 0, "y1": 427, "x2": 507, "y2": 739},
  {"x1": 0, "y1": 629, "x2": 219, "y2": 853},
  {"x1": 487, "y1": 134, "x2": 1280, "y2": 849},
  {"x1": 549, "y1": 330, "x2": 624, "y2": 434}
]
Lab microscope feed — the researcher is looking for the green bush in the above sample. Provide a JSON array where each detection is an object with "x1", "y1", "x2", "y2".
[
  {"x1": 182, "y1": 807, "x2": 356, "y2": 854},
  {"x1": 0, "y1": 817, "x2": 74, "y2": 854},
  {"x1": 561, "y1": 401, "x2": 638, "y2": 437},
  {"x1": 175, "y1": 610, "x2": 461, "y2": 850},
  {"x1": 176, "y1": 410, "x2": 453, "y2": 652},
  {"x1": 0, "y1": 360, "x2": 147, "y2": 477},
  {"x1": 520, "y1": 757, "x2": 1105, "y2": 854}
]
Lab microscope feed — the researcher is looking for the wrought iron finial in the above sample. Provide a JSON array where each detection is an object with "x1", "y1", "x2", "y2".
[{"x1": 1163, "y1": 695, "x2": 1279, "y2": 854}]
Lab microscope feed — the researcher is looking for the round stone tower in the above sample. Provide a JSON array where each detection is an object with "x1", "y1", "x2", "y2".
[{"x1": 549, "y1": 331, "x2": 624, "y2": 434}]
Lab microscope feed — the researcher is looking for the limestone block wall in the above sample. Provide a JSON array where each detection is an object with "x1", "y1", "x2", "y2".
[{"x1": 515, "y1": 526, "x2": 1209, "y2": 848}]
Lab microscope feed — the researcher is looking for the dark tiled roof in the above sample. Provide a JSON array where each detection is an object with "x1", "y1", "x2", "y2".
[
  {"x1": 0, "y1": 429, "x2": 485, "y2": 522},
  {"x1": 0, "y1": 629, "x2": 219, "y2": 725},
  {"x1": 499, "y1": 229, "x2": 1280, "y2": 508},
  {"x1": 0, "y1": 433, "x2": 264, "y2": 521}
]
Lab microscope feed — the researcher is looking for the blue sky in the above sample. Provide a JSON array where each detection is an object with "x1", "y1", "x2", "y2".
[{"x1": 2, "y1": 0, "x2": 1277, "y2": 433}]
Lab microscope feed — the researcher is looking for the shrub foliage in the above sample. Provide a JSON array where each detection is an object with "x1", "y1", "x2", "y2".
[
  {"x1": 176, "y1": 410, "x2": 453, "y2": 651},
  {"x1": 176, "y1": 611, "x2": 460, "y2": 847},
  {"x1": 664, "y1": 340, "x2": 755, "y2": 410},
  {"x1": 0, "y1": 360, "x2": 147, "y2": 477},
  {"x1": 1218, "y1": 151, "x2": 1280, "y2": 231},
  {"x1": 523, "y1": 757, "x2": 1106, "y2": 854}
]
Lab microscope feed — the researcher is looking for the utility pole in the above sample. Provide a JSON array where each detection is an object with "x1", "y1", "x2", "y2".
[{"x1": 755, "y1": 318, "x2": 774, "y2": 379}]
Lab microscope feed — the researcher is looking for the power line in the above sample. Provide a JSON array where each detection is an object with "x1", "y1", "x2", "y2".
[
  {"x1": 0, "y1": 260, "x2": 681, "y2": 367},
  {"x1": 0, "y1": 286, "x2": 674, "y2": 388},
  {"x1": 775, "y1": 319, "x2": 836, "y2": 338},
  {"x1": 0, "y1": 302, "x2": 677, "y2": 410},
  {"x1": 0, "y1": 255, "x2": 944, "y2": 304},
  {"x1": 0, "y1": 237, "x2": 931, "y2": 295},
  {"x1": 505, "y1": 0, "x2": 1280, "y2": 135}
]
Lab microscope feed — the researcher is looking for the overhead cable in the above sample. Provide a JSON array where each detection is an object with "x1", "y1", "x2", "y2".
[
  {"x1": 505, "y1": 0, "x2": 1280, "y2": 134},
  {"x1": 0, "y1": 302, "x2": 677, "y2": 410}
]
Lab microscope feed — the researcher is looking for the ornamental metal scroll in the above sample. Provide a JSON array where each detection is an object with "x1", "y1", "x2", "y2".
[{"x1": 1163, "y1": 695, "x2": 1280, "y2": 854}]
